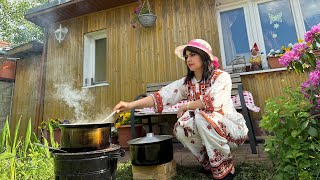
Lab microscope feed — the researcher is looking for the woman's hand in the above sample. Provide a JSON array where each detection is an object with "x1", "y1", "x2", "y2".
[
  {"x1": 113, "y1": 101, "x2": 131, "y2": 113},
  {"x1": 177, "y1": 104, "x2": 187, "y2": 119}
]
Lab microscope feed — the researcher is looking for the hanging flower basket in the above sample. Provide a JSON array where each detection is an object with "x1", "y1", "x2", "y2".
[
  {"x1": 138, "y1": 13, "x2": 157, "y2": 28},
  {"x1": 131, "y1": 0, "x2": 157, "y2": 28}
]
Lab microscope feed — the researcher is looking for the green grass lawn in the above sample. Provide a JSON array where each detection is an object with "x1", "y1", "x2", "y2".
[{"x1": 116, "y1": 161, "x2": 274, "y2": 180}]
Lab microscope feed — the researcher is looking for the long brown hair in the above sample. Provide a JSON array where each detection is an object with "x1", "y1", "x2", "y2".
[{"x1": 183, "y1": 46, "x2": 214, "y2": 85}]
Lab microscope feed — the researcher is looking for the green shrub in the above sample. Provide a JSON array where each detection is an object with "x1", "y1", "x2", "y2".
[
  {"x1": 260, "y1": 88, "x2": 320, "y2": 179},
  {"x1": 0, "y1": 117, "x2": 54, "y2": 180}
]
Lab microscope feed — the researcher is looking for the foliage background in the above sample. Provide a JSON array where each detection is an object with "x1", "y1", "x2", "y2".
[
  {"x1": 0, "y1": 0, "x2": 46, "y2": 46},
  {"x1": 260, "y1": 88, "x2": 320, "y2": 179}
]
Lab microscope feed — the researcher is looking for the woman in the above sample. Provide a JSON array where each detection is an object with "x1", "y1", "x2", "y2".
[{"x1": 113, "y1": 39, "x2": 248, "y2": 180}]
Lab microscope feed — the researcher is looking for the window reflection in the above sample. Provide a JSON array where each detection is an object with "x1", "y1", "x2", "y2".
[
  {"x1": 299, "y1": 0, "x2": 320, "y2": 31},
  {"x1": 258, "y1": 0, "x2": 297, "y2": 54}
]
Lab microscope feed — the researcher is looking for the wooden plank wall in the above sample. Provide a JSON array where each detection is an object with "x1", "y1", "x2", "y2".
[
  {"x1": 241, "y1": 70, "x2": 309, "y2": 135},
  {"x1": 44, "y1": 0, "x2": 220, "y2": 121},
  {"x1": 10, "y1": 55, "x2": 41, "y2": 136}
]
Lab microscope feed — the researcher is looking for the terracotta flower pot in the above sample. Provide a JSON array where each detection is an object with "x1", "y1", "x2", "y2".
[
  {"x1": 42, "y1": 128, "x2": 61, "y2": 145},
  {"x1": 117, "y1": 124, "x2": 143, "y2": 150},
  {"x1": 0, "y1": 60, "x2": 16, "y2": 80},
  {"x1": 267, "y1": 56, "x2": 284, "y2": 69}
]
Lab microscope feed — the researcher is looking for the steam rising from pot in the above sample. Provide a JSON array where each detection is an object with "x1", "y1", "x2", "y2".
[{"x1": 54, "y1": 83, "x2": 94, "y2": 123}]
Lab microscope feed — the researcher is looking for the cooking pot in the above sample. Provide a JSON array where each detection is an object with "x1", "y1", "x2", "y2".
[
  {"x1": 59, "y1": 123, "x2": 112, "y2": 152},
  {"x1": 127, "y1": 133, "x2": 173, "y2": 166}
]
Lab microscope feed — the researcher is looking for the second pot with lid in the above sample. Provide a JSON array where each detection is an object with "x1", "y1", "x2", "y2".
[{"x1": 127, "y1": 133, "x2": 173, "y2": 166}]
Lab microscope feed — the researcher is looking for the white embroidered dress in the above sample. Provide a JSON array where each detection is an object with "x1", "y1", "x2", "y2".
[{"x1": 150, "y1": 70, "x2": 248, "y2": 179}]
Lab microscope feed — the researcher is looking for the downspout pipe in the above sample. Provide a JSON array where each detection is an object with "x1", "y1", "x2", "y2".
[{"x1": 35, "y1": 29, "x2": 48, "y2": 137}]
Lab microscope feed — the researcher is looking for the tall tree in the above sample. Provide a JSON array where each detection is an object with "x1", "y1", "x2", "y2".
[{"x1": 0, "y1": 0, "x2": 47, "y2": 46}]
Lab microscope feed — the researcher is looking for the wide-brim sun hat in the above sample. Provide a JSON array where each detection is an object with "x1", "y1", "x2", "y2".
[{"x1": 174, "y1": 39, "x2": 218, "y2": 62}]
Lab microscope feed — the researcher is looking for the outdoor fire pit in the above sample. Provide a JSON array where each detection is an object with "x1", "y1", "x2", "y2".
[{"x1": 53, "y1": 144, "x2": 124, "y2": 180}]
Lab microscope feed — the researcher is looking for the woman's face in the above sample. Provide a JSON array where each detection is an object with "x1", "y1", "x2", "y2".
[{"x1": 184, "y1": 50, "x2": 203, "y2": 72}]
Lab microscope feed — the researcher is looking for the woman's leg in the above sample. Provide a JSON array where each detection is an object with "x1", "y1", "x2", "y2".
[
  {"x1": 174, "y1": 111, "x2": 211, "y2": 171},
  {"x1": 194, "y1": 111, "x2": 236, "y2": 180}
]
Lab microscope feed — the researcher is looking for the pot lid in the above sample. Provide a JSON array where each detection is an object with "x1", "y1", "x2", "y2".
[{"x1": 127, "y1": 133, "x2": 173, "y2": 145}]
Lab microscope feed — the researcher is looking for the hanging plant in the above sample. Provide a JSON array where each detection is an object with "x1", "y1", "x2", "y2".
[{"x1": 131, "y1": 0, "x2": 157, "y2": 28}]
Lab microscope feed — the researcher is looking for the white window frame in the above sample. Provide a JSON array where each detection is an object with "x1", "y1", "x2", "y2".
[
  {"x1": 83, "y1": 29, "x2": 108, "y2": 88},
  {"x1": 216, "y1": 2, "x2": 253, "y2": 69},
  {"x1": 216, "y1": 0, "x2": 309, "y2": 69}
]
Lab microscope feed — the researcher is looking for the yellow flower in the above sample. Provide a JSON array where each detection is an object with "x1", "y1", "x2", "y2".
[
  {"x1": 115, "y1": 122, "x2": 121, "y2": 128},
  {"x1": 298, "y1": 39, "x2": 303, "y2": 43}
]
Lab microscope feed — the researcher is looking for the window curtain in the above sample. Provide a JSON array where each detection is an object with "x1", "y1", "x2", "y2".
[{"x1": 220, "y1": 8, "x2": 250, "y2": 66}]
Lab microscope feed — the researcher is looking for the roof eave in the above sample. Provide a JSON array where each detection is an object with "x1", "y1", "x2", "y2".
[{"x1": 25, "y1": 0, "x2": 137, "y2": 27}]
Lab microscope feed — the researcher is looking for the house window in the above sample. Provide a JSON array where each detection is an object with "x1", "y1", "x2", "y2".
[
  {"x1": 258, "y1": 0, "x2": 297, "y2": 54},
  {"x1": 216, "y1": 0, "x2": 314, "y2": 69},
  {"x1": 220, "y1": 8, "x2": 250, "y2": 66},
  {"x1": 83, "y1": 29, "x2": 107, "y2": 87}
]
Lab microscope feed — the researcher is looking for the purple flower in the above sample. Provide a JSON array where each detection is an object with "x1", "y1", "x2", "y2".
[
  {"x1": 134, "y1": 7, "x2": 140, "y2": 14},
  {"x1": 304, "y1": 31, "x2": 314, "y2": 44},
  {"x1": 292, "y1": 43, "x2": 308, "y2": 56},
  {"x1": 304, "y1": 23, "x2": 320, "y2": 43},
  {"x1": 279, "y1": 50, "x2": 300, "y2": 66},
  {"x1": 308, "y1": 70, "x2": 320, "y2": 86},
  {"x1": 316, "y1": 60, "x2": 320, "y2": 70}
]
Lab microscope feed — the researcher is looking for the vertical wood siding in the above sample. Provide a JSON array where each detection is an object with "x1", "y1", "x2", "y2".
[
  {"x1": 44, "y1": 0, "x2": 220, "y2": 121},
  {"x1": 241, "y1": 70, "x2": 309, "y2": 135},
  {"x1": 10, "y1": 55, "x2": 41, "y2": 135}
]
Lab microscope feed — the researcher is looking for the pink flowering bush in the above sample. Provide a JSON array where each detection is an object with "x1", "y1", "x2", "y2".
[{"x1": 279, "y1": 23, "x2": 320, "y2": 111}]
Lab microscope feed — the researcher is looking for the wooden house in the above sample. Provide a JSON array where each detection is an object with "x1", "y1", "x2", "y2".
[
  {"x1": 5, "y1": 41, "x2": 43, "y2": 135},
  {"x1": 17, "y1": 0, "x2": 317, "y2": 136}
]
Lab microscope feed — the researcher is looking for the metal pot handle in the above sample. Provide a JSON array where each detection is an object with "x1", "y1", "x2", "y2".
[{"x1": 107, "y1": 149, "x2": 125, "y2": 159}]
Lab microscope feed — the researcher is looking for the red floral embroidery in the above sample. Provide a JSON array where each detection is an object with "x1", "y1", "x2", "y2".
[
  {"x1": 186, "y1": 81, "x2": 210, "y2": 101},
  {"x1": 152, "y1": 92, "x2": 163, "y2": 113},
  {"x1": 218, "y1": 121, "x2": 246, "y2": 145},
  {"x1": 203, "y1": 94, "x2": 214, "y2": 111},
  {"x1": 183, "y1": 126, "x2": 195, "y2": 137},
  {"x1": 217, "y1": 105, "x2": 225, "y2": 115},
  {"x1": 211, "y1": 160, "x2": 234, "y2": 179},
  {"x1": 190, "y1": 140, "x2": 195, "y2": 144},
  {"x1": 207, "y1": 124, "x2": 212, "y2": 130},
  {"x1": 183, "y1": 128, "x2": 188, "y2": 137},
  {"x1": 199, "y1": 111, "x2": 226, "y2": 138},
  {"x1": 174, "y1": 89, "x2": 178, "y2": 93},
  {"x1": 200, "y1": 146, "x2": 207, "y2": 155},
  {"x1": 195, "y1": 151, "x2": 211, "y2": 171},
  {"x1": 212, "y1": 70, "x2": 223, "y2": 81}
]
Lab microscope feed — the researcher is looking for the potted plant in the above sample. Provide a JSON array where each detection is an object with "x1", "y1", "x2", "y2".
[
  {"x1": 266, "y1": 44, "x2": 292, "y2": 69},
  {"x1": 39, "y1": 118, "x2": 62, "y2": 145},
  {"x1": 131, "y1": 0, "x2": 157, "y2": 28},
  {"x1": 260, "y1": 23, "x2": 320, "y2": 179},
  {"x1": 115, "y1": 112, "x2": 143, "y2": 150}
]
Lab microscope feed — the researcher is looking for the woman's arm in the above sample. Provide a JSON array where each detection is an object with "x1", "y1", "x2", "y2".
[
  {"x1": 113, "y1": 96, "x2": 154, "y2": 113},
  {"x1": 177, "y1": 99, "x2": 205, "y2": 118}
]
